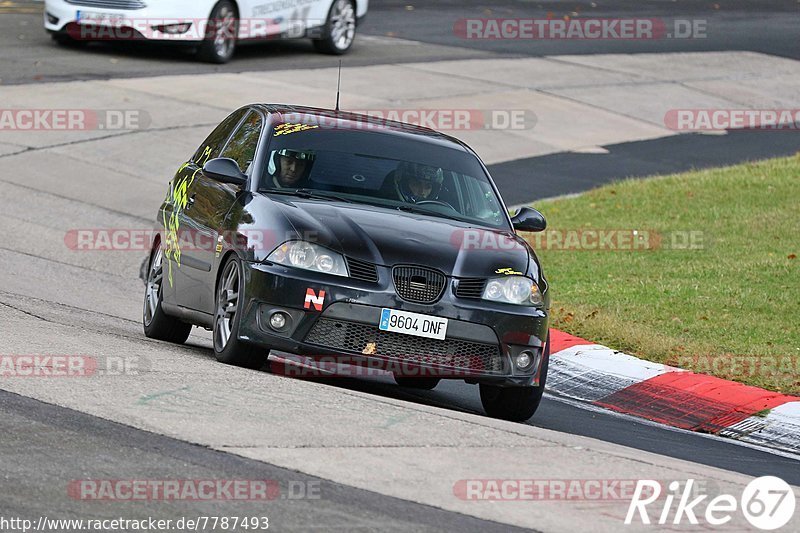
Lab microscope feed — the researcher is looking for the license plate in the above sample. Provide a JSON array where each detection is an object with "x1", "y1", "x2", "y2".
[
  {"x1": 379, "y1": 308, "x2": 448, "y2": 341},
  {"x1": 77, "y1": 11, "x2": 126, "y2": 26}
]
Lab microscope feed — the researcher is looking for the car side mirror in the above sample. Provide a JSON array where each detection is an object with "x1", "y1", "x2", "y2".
[
  {"x1": 511, "y1": 206, "x2": 547, "y2": 232},
  {"x1": 203, "y1": 157, "x2": 247, "y2": 186}
]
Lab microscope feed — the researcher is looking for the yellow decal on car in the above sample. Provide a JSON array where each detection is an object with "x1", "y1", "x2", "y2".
[
  {"x1": 495, "y1": 267, "x2": 523, "y2": 276},
  {"x1": 363, "y1": 342, "x2": 377, "y2": 355},
  {"x1": 162, "y1": 164, "x2": 203, "y2": 286},
  {"x1": 274, "y1": 123, "x2": 319, "y2": 136},
  {"x1": 197, "y1": 145, "x2": 213, "y2": 165},
  {"x1": 160, "y1": 147, "x2": 214, "y2": 286}
]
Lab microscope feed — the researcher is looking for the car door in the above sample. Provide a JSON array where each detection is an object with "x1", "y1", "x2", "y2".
[
  {"x1": 190, "y1": 109, "x2": 265, "y2": 314},
  {"x1": 250, "y1": 0, "x2": 324, "y2": 38},
  {"x1": 167, "y1": 108, "x2": 248, "y2": 310},
  {"x1": 246, "y1": 0, "x2": 292, "y2": 39},
  {"x1": 285, "y1": 0, "x2": 326, "y2": 38}
]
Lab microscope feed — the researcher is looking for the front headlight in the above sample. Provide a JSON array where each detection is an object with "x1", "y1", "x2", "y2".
[
  {"x1": 482, "y1": 276, "x2": 543, "y2": 306},
  {"x1": 267, "y1": 241, "x2": 348, "y2": 277}
]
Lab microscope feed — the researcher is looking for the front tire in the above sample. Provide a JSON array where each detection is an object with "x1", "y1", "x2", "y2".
[
  {"x1": 213, "y1": 255, "x2": 265, "y2": 369},
  {"x1": 51, "y1": 32, "x2": 84, "y2": 47},
  {"x1": 312, "y1": 0, "x2": 356, "y2": 55},
  {"x1": 197, "y1": 0, "x2": 239, "y2": 64},
  {"x1": 143, "y1": 244, "x2": 192, "y2": 344},
  {"x1": 479, "y1": 337, "x2": 550, "y2": 422}
]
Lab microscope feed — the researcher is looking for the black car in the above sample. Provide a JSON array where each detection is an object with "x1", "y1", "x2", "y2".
[{"x1": 143, "y1": 104, "x2": 551, "y2": 421}]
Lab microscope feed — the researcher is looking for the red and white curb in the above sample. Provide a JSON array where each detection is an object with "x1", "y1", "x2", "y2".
[{"x1": 548, "y1": 329, "x2": 800, "y2": 455}]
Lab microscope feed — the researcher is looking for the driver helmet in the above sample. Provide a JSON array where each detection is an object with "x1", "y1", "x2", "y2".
[
  {"x1": 272, "y1": 149, "x2": 316, "y2": 186},
  {"x1": 395, "y1": 162, "x2": 444, "y2": 203}
]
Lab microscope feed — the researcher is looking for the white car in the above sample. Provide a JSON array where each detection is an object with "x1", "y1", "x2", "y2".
[{"x1": 44, "y1": 0, "x2": 368, "y2": 63}]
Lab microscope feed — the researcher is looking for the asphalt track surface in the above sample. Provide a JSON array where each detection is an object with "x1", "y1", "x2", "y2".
[
  {"x1": 0, "y1": 389, "x2": 527, "y2": 532},
  {"x1": 2, "y1": 0, "x2": 798, "y2": 84},
  {"x1": 492, "y1": 128, "x2": 800, "y2": 203},
  {"x1": 1, "y1": 0, "x2": 799, "y2": 530},
  {"x1": 271, "y1": 370, "x2": 800, "y2": 485}
]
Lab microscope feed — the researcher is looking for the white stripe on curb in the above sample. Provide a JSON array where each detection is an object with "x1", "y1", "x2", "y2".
[
  {"x1": 721, "y1": 402, "x2": 800, "y2": 454},
  {"x1": 548, "y1": 338, "x2": 800, "y2": 456},
  {"x1": 548, "y1": 343, "x2": 677, "y2": 402}
]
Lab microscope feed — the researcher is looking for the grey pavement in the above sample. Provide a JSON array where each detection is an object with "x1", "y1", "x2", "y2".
[{"x1": 0, "y1": 388, "x2": 530, "y2": 533}]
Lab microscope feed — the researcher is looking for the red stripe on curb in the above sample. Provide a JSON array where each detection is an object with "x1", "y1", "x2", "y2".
[
  {"x1": 594, "y1": 371, "x2": 798, "y2": 433},
  {"x1": 549, "y1": 329, "x2": 591, "y2": 353}
]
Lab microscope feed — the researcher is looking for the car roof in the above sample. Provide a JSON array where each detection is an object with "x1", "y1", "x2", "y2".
[{"x1": 252, "y1": 104, "x2": 473, "y2": 154}]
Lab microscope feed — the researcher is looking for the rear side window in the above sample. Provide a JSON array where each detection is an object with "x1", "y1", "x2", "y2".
[
  {"x1": 220, "y1": 111, "x2": 263, "y2": 173},
  {"x1": 192, "y1": 108, "x2": 248, "y2": 164}
]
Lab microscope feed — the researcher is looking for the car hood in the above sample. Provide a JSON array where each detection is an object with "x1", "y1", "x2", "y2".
[{"x1": 254, "y1": 195, "x2": 534, "y2": 279}]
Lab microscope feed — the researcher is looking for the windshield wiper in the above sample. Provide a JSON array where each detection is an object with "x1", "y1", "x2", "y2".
[
  {"x1": 265, "y1": 188, "x2": 354, "y2": 203},
  {"x1": 396, "y1": 204, "x2": 463, "y2": 222}
]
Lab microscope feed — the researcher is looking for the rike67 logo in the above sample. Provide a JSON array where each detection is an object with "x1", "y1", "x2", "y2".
[{"x1": 626, "y1": 476, "x2": 796, "y2": 530}]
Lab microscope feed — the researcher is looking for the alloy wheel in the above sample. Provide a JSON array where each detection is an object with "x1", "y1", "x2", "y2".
[
  {"x1": 213, "y1": 5, "x2": 237, "y2": 58},
  {"x1": 330, "y1": 0, "x2": 355, "y2": 51},
  {"x1": 143, "y1": 247, "x2": 163, "y2": 327},
  {"x1": 215, "y1": 260, "x2": 240, "y2": 351}
]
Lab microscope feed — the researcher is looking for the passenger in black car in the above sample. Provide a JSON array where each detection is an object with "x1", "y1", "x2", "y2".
[{"x1": 382, "y1": 161, "x2": 445, "y2": 203}]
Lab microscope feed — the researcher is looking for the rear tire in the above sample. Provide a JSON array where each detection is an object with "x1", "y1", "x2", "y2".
[
  {"x1": 143, "y1": 244, "x2": 192, "y2": 344},
  {"x1": 213, "y1": 255, "x2": 265, "y2": 369},
  {"x1": 479, "y1": 335, "x2": 550, "y2": 422},
  {"x1": 393, "y1": 376, "x2": 440, "y2": 390},
  {"x1": 312, "y1": 0, "x2": 356, "y2": 55},
  {"x1": 197, "y1": 0, "x2": 239, "y2": 64}
]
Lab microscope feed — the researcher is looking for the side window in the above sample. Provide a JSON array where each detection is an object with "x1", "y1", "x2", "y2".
[
  {"x1": 220, "y1": 111, "x2": 263, "y2": 173},
  {"x1": 464, "y1": 176, "x2": 503, "y2": 224},
  {"x1": 192, "y1": 108, "x2": 248, "y2": 165}
]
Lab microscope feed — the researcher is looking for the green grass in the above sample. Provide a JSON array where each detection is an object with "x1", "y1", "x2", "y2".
[{"x1": 522, "y1": 155, "x2": 800, "y2": 394}]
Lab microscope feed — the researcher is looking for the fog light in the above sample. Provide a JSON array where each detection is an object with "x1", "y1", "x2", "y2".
[
  {"x1": 269, "y1": 312, "x2": 288, "y2": 331},
  {"x1": 46, "y1": 12, "x2": 59, "y2": 25},
  {"x1": 153, "y1": 23, "x2": 193, "y2": 34},
  {"x1": 515, "y1": 351, "x2": 534, "y2": 371}
]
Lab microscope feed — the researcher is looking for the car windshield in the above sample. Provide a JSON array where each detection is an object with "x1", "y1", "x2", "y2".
[{"x1": 258, "y1": 126, "x2": 509, "y2": 229}]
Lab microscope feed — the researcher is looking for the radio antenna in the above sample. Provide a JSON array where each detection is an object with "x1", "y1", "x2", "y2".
[{"x1": 335, "y1": 60, "x2": 342, "y2": 112}]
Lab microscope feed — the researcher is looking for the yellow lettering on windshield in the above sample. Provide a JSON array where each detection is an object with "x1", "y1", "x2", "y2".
[{"x1": 274, "y1": 123, "x2": 319, "y2": 136}]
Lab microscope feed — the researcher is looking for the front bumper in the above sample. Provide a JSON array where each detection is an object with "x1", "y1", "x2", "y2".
[
  {"x1": 45, "y1": 0, "x2": 215, "y2": 43},
  {"x1": 237, "y1": 261, "x2": 549, "y2": 387}
]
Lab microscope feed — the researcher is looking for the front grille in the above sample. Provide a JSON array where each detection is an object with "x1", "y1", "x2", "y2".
[
  {"x1": 455, "y1": 278, "x2": 486, "y2": 299},
  {"x1": 305, "y1": 318, "x2": 503, "y2": 373},
  {"x1": 346, "y1": 257, "x2": 378, "y2": 283},
  {"x1": 392, "y1": 265, "x2": 446, "y2": 304},
  {"x1": 66, "y1": 0, "x2": 146, "y2": 9}
]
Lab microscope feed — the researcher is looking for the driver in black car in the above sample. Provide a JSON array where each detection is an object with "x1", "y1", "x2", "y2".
[
  {"x1": 270, "y1": 149, "x2": 315, "y2": 188},
  {"x1": 385, "y1": 161, "x2": 444, "y2": 203}
]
